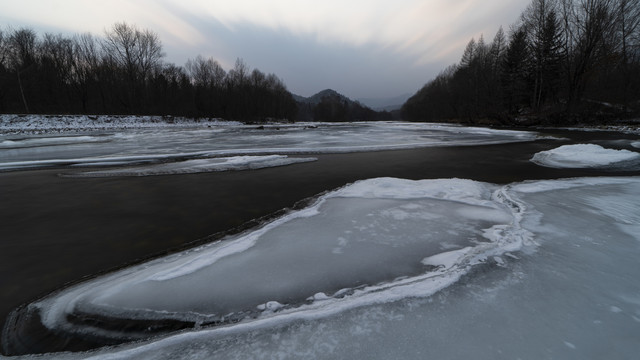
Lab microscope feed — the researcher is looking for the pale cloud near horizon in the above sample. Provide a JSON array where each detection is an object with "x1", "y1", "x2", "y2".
[{"x1": 0, "y1": 0, "x2": 530, "y2": 98}]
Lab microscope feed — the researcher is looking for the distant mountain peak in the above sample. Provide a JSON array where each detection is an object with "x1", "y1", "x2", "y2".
[
  {"x1": 315, "y1": 89, "x2": 340, "y2": 97},
  {"x1": 292, "y1": 89, "x2": 398, "y2": 121},
  {"x1": 294, "y1": 89, "x2": 355, "y2": 105}
]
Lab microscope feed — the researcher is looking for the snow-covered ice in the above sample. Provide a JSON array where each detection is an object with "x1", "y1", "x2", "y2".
[
  {"x1": 531, "y1": 143, "x2": 640, "y2": 168},
  {"x1": 64, "y1": 156, "x2": 317, "y2": 177},
  {"x1": 12, "y1": 177, "x2": 640, "y2": 359},
  {"x1": 0, "y1": 117, "x2": 538, "y2": 172},
  {"x1": 18, "y1": 176, "x2": 640, "y2": 359},
  {"x1": 34, "y1": 178, "x2": 529, "y2": 337}
]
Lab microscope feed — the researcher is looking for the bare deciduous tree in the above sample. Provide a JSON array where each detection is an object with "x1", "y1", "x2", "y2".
[
  {"x1": 560, "y1": 0, "x2": 618, "y2": 108},
  {"x1": 70, "y1": 33, "x2": 101, "y2": 112},
  {"x1": 7, "y1": 28, "x2": 38, "y2": 112},
  {"x1": 185, "y1": 55, "x2": 226, "y2": 88},
  {"x1": 102, "y1": 22, "x2": 163, "y2": 82},
  {"x1": 101, "y1": 22, "x2": 164, "y2": 109}
]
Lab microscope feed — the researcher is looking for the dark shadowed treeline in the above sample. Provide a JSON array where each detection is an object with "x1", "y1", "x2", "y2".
[
  {"x1": 0, "y1": 23, "x2": 297, "y2": 121},
  {"x1": 403, "y1": 0, "x2": 640, "y2": 125}
]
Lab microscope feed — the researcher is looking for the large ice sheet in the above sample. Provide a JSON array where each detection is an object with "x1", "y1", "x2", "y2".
[
  {"x1": 25, "y1": 177, "x2": 640, "y2": 359},
  {"x1": 0, "y1": 120, "x2": 539, "y2": 171},
  {"x1": 531, "y1": 143, "x2": 640, "y2": 168},
  {"x1": 32, "y1": 177, "x2": 531, "y2": 344}
]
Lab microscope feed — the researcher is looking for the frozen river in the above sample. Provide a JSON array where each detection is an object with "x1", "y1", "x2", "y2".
[
  {"x1": 1, "y1": 117, "x2": 639, "y2": 359},
  {"x1": 0, "y1": 120, "x2": 537, "y2": 172}
]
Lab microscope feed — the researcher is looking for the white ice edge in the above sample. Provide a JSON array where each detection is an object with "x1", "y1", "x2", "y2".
[
  {"x1": 68, "y1": 156, "x2": 318, "y2": 177},
  {"x1": 35, "y1": 199, "x2": 327, "y2": 331},
  {"x1": 81, "y1": 268, "x2": 470, "y2": 360},
  {"x1": 34, "y1": 177, "x2": 535, "y2": 340},
  {"x1": 82, "y1": 216, "x2": 535, "y2": 360},
  {"x1": 510, "y1": 176, "x2": 640, "y2": 193},
  {"x1": 80, "y1": 240, "x2": 526, "y2": 360},
  {"x1": 0, "y1": 135, "x2": 106, "y2": 149},
  {"x1": 0, "y1": 151, "x2": 320, "y2": 172}
]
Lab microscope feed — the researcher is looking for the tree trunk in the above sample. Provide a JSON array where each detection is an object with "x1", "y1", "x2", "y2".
[{"x1": 16, "y1": 71, "x2": 29, "y2": 113}]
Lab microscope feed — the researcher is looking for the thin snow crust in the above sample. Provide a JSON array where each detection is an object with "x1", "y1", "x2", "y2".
[
  {"x1": 33, "y1": 177, "x2": 534, "y2": 343},
  {"x1": 531, "y1": 143, "x2": 640, "y2": 168}
]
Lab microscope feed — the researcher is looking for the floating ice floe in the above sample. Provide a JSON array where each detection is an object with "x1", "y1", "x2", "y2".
[
  {"x1": 29, "y1": 177, "x2": 532, "y2": 345},
  {"x1": 65, "y1": 156, "x2": 317, "y2": 177},
  {"x1": 531, "y1": 143, "x2": 640, "y2": 168}
]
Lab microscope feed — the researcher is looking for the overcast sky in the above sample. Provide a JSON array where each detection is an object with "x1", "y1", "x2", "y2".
[{"x1": 0, "y1": 0, "x2": 530, "y2": 100}]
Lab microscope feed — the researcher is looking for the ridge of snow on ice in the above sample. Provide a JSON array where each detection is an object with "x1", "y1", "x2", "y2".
[
  {"x1": 531, "y1": 143, "x2": 640, "y2": 168},
  {"x1": 33, "y1": 177, "x2": 534, "y2": 344}
]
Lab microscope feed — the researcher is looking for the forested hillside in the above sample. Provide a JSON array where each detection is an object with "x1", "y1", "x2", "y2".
[{"x1": 402, "y1": 0, "x2": 640, "y2": 125}]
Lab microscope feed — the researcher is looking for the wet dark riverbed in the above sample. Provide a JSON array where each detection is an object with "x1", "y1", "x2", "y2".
[{"x1": 1, "y1": 127, "x2": 639, "y2": 354}]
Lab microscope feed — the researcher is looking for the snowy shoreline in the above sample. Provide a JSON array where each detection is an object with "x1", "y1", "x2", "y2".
[
  {"x1": 3, "y1": 114, "x2": 640, "y2": 135},
  {"x1": 0, "y1": 114, "x2": 241, "y2": 134}
]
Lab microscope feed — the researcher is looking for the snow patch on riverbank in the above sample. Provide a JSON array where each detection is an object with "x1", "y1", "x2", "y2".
[{"x1": 0, "y1": 114, "x2": 239, "y2": 134}]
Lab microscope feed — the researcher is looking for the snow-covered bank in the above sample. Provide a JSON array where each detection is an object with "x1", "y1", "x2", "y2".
[
  {"x1": 531, "y1": 144, "x2": 640, "y2": 168},
  {"x1": 0, "y1": 114, "x2": 239, "y2": 134}
]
